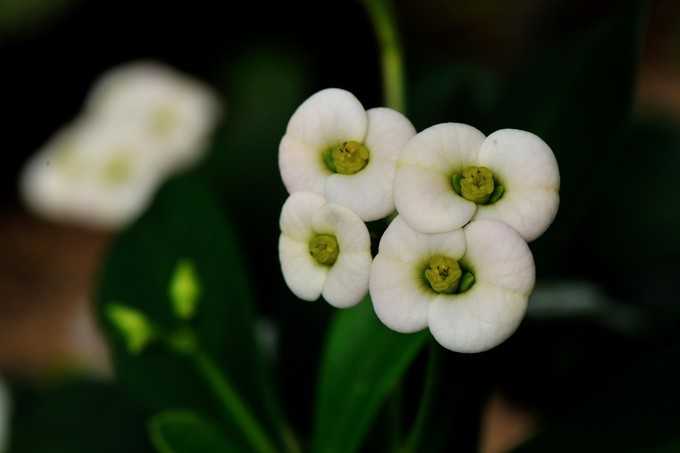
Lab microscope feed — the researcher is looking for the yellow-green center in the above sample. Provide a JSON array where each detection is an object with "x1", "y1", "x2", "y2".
[
  {"x1": 451, "y1": 166, "x2": 505, "y2": 204},
  {"x1": 101, "y1": 154, "x2": 132, "y2": 185},
  {"x1": 309, "y1": 234, "x2": 339, "y2": 266},
  {"x1": 424, "y1": 255, "x2": 462, "y2": 294},
  {"x1": 323, "y1": 141, "x2": 370, "y2": 175},
  {"x1": 423, "y1": 255, "x2": 476, "y2": 294}
]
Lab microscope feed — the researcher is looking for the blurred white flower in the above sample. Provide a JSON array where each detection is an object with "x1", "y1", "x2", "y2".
[
  {"x1": 370, "y1": 217, "x2": 535, "y2": 353},
  {"x1": 20, "y1": 122, "x2": 161, "y2": 229},
  {"x1": 394, "y1": 123, "x2": 560, "y2": 241},
  {"x1": 0, "y1": 377, "x2": 9, "y2": 453},
  {"x1": 20, "y1": 61, "x2": 220, "y2": 229},
  {"x1": 279, "y1": 192, "x2": 371, "y2": 308},
  {"x1": 86, "y1": 61, "x2": 221, "y2": 174},
  {"x1": 279, "y1": 88, "x2": 416, "y2": 221}
]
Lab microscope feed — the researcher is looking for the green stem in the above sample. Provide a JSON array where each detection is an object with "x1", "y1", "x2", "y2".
[
  {"x1": 193, "y1": 351, "x2": 279, "y2": 453},
  {"x1": 362, "y1": 0, "x2": 406, "y2": 113}
]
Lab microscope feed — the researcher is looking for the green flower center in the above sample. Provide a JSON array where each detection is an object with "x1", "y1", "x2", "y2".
[
  {"x1": 323, "y1": 141, "x2": 370, "y2": 175},
  {"x1": 451, "y1": 166, "x2": 505, "y2": 205},
  {"x1": 424, "y1": 255, "x2": 475, "y2": 294},
  {"x1": 309, "y1": 234, "x2": 339, "y2": 266}
]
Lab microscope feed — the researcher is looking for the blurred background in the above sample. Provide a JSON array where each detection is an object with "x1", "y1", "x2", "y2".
[{"x1": 2, "y1": 0, "x2": 680, "y2": 452}]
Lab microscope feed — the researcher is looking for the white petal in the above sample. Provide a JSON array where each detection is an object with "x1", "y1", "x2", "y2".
[
  {"x1": 0, "y1": 377, "x2": 9, "y2": 453},
  {"x1": 370, "y1": 254, "x2": 432, "y2": 333},
  {"x1": 478, "y1": 129, "x2": 560, "y2": 191},
  {"x1": 428, "y1": 284, "x2": 528, "y2": 353},
  {"x1": 474, "y1": 189, "x2": 559, "y2": 242},
  {"x1": 364, "y1": 108, "x2": 417, "y2": 161},
  {"x1": 323, "y1": 251, "x2": 372, "y2": 308},
  {"x1": 279, "y1": 192, "x2": 326, "y2": 242},
  {"x1": 394, "y1": 123, "x2": 485, "y2": 233},
  {"x1": 279, "y1": 235, "x2": 327, "y2": 301},
  {"x1": 463, "y1": 220, "x2": 535, "y2": 295},
  {"x1": 426, "y1": 228, "x2": 467, "y2": 260},
  {"x1": 394, "y1": 165, "x2": 476, "y2": 233},
  {"x1": 477, "y1": 129, "x2": 559, "y2": 241},
  {"x1": 324, "y1": 159, "x2": 393, "y2": 221},
  {"x1": 378, "y1": 215, "x2": 466, "y2": 262},
  {"x1": 324, "y1": 108, "x2": 415, "y2": 221},
  {"x1": 86, "y1": 61, "x2": 220, "y2": 173},
  {"x1": 370, "y1": 217, "x2": 466, "y2": 332},
  {"x1": 19, "y1": 123, "x2": 161, "y2": 229},
  {"x1": 311, "y1": 203, "x2": 370, "y2": 254},
  {"x1": 398, "y1": 123, "x2": 485, "y2": 171},
  {"x1": 377, "y1": 216, "x2": 434, "y2": 262},
  {"x1": 284, "y1": 88, "x2": 367, "y2": 150},
  {"x1": 279, "y1": 135, "x2": 329, "y2": 195}
]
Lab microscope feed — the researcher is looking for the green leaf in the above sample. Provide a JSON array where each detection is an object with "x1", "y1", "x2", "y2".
[
  {"x1": 149, "y1": 411, "x2": 245, "y2": 453},
  {"x1": 312, "y1": 298, "x2": 428, "y2": 453},
  {"x1": 96, "y1": 174, "x2": 282, "y2": 447},
  {"x1": 8, "y1": 378, "x2": 150, "y2": 453}
]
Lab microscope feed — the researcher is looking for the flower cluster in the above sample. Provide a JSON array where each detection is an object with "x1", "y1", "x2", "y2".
[
  {"x1": 278, "y1": 88, "x2": 559, "y2": 352},
  {"x1": 21, "y1": 62, "x2": 220, "y2": 229}
]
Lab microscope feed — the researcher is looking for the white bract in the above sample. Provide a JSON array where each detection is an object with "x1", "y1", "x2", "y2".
[
  {"x1": 86, "y1": 61, "x2": 220, "y2": 174},
  {"x1": 279, "y1": 192, "x2": 372, "y2": 308},
  {"x1": 394, "y1": 123, "x2": 559, "y2": 241},
  {"x1": 279, "y1": 88, "x2": 416, "y2": 221},
  {"x1": 20, "y1": 122, "x2": 161, "y2": 229},
  {"x1": 370, "y1": 216, "x2": 535, "y2": 353},
  {"x1": 0, "y1": 376, "x2": 9, "y2": 453}
]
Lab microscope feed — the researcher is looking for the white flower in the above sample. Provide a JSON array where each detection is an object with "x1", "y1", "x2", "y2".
[
  {"x1": 279, "y1": 88, "x2": 416, "y2": 221},
  {"x1": 86, "y1": 61, "x2": 220, "y2": 174},
  {"x1": 20, "y1": 122, "x2": 161, "y2": 229},
  {"x1": 394, "y1": 123, "x2": 560, "y2": 241},
  {"x1": 0, "y1": 377, "x2": 9, "y2": 453},
  {"x1": 279, "y1": 192, "x2": 372, "y2": 308},
  {"x1": 370, "y1": 216, "x2": 535, "y2": 353}
]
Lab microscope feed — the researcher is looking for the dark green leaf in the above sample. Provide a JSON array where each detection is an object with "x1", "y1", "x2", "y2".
[
  {"x1": 587, "y1": 116, "x2": 680, "y2": 308},
  {"x1": 312, "y1": 298, "x2": 428, "y2": 453},
  {"x1": 494, "y1": 0, "x2": 648, "y2": 276},
  {"x1": 149, "y1": 411, "x2": 245, "y2": 453},
  {"x1": 96, "y1": 174, "x2": 282, "y2": 447},
  {"x1": 8, "y1": 378, "x2": 150, "y2": 453}
]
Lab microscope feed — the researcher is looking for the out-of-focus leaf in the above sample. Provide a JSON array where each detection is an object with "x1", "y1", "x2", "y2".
[
  {"x1": 0, "y1": 0, "x2": 80, "y2": 36},
  {"x1": 312, "y1": 298, "x2": 428, "y2": 453},
  {"x1": 588, "y1": 116, "x2": 680, "y2": 306},
  {"x1": 494, "y1": 0, "x2": 648, "y2": 276},
  {"x1": 203, "y1": 47, "x2": 309, "y2": 209},
  {"x1": 149, "y1": 411, "x2": 245, "y2": 453},
  {"x1": 511, "y1": 342, "x2": 680, "y2": 452},
  {"x1": 8, "y1": 378, "x2": 150, "y2": 453},
  {"x1": 527, "y1": 281, "x2": 648, "y2": 334},
  {"x1": 96, "y1": 174, "x2": 283, "y2": 448},
  {"x1": 410, "y1": 63, "x2": 500, "y2": 132}
]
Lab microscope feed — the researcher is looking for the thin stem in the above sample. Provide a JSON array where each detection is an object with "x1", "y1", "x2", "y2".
[
  {"x1": 362, "y1": 0, "x2": 407, "y2": 113},
  {"x1": 193, "y1": 351, "x2": 279, "y2": 453}
]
